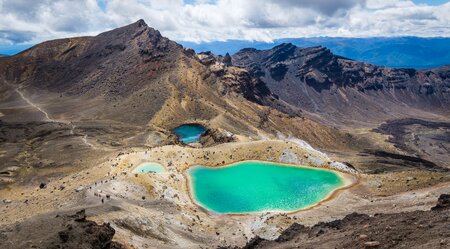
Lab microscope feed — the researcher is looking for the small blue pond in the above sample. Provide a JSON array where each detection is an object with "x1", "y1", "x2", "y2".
[
  {"x1": 132, "y1": 162, "x2": 165, "y2": 174},
  {"x1": 173, "y1": 124, "x2": 207, "y2": 144}
]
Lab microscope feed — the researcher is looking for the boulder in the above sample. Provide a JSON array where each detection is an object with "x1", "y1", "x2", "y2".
[{"x1": 431, "y1": 194, "x2": 450, "y2": 210}]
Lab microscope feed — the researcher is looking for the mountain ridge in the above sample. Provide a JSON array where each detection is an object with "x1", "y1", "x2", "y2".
[
  {"x1": 180, "y1": 36, "x2": 450, "y2": 69},
  {"x1": 0, "y1": 20, "x2": 330, "y2": 145},
  {"x1": 232, "y1": 42, "x2": 450, "y2": 126}
]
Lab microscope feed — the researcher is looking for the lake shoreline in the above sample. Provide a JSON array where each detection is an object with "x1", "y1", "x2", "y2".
[{"x1": 185, "y1": 160, "x2": 358, "y2": 215}]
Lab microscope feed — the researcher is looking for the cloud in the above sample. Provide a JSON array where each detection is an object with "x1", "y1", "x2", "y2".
[
  {"x1": 274, "y1": 0, "x2": 366, "y2": 15},
  {"x1": 0, "y1": 0, "x2": 448, "y2": 45},
  {"x1": 1, "y1": 0, "x2": 46, "y2": 21}
]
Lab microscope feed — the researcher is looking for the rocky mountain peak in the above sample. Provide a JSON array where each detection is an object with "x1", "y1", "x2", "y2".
[
  {"x1": 135, "y1": 19, "x2": 148, "y2": 27},
  {"x1": 95, "y1": 18, "x2": 158, "y2": 44},
  {"x1": 232, "y1": 41, "x2": 450, "y2": 122},
  {"x1": 0, "y1": 19, "x2": 184, "y2": 100},
  {"x1": 272, "y1": 42, "x2": 296, "y2": 51}
]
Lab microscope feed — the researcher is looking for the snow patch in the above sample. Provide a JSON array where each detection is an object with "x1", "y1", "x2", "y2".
[
  {"x1": 330, "y1": 162, "x2": 357, "y2": 174},
  {"x1": 277, "y1": 133, "x2": 357, "y2": 174},
  {"x1": 277, "y1": 133, "x2": 329, "y2": 159}
]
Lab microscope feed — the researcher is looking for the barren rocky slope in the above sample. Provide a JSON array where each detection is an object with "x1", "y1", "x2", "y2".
[
  {"x1": 229, "y1": 194, "x2": 450, "y2": 249},
  {"x1": 232, "y1": 43, "x2": 450, "y2": 126},
  {"x1": 0, "y1": 19, "x2": 275, "y2": 125}
]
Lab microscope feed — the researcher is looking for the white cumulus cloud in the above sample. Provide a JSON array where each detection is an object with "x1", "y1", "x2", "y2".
[{"x1": 0, "y1": 0, "x2": 449, "y2": 45}]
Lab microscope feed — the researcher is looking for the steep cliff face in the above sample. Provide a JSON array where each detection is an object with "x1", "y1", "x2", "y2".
[
  {"x1": 233, "y1": 43, "x2": 450, "y2": 126},
  {"x1": 195, "y1": 50, "x2": 295, "y2": 113}
]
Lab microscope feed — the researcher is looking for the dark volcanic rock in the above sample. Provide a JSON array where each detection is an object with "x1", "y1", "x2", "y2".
[
  {"x1": 223, "y1": 52, "x2": 232, "y2": 66},
  {"x1": 218, "y1": 66, "x2": 272, "y2": 104},
  {"x1": 49, "y1": 210, "x2": 123, "y2": 249},
  {"x1": 364, "y1": 149, "x2": 447, "y2": 172},
  {"x1": 432, "y1": 194, "x2": 450, "y2": 210},
  {"x1": 373, "y1": 118, "x2": 450, "y2": 169},
  {"x1": 229, "y1": 196, "x2": 450, "y2": 249},
  {"x1": 195, "y1": 49, "x2": 300, "y2": 114},
  {"x1": 0, "y1": 209, "x2": 125, "y2": 249},
  {"x1": 199, "y1": 128, "x2": 235, "y2": 146},
  {"x1": 233, "y1": 43, "x2": 450, "y2": 125}
]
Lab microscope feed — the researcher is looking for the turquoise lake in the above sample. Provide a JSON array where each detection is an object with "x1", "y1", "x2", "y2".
[
  {"x1": 188, "y1": 161, "x2": 345, "y2": 214},
  {"x1": 132, "y1": 162, "x2": 165, "y2": 174},
  {"x1": 173, "y1": 124, "x2": 207, "y2": 144}
]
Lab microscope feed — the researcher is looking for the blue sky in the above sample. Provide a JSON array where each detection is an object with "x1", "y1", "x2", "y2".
[
  {"x1": 413, "y1": 0, "x2": 448, "y2": 4},
  {"x1": 1, "y1": 0, "x2": 449, "y2": 55},
  {"x1": 96, "y1": 0, "x2": 107, "y2": 11}
]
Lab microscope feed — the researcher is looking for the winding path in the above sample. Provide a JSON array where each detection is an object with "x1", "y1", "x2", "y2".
[
  {"x1": 14, "y1": 88, "x2": 52, "y2": 121},
  {"x1": 13, "y1": 85, "x2": 100, "y2": 150}
]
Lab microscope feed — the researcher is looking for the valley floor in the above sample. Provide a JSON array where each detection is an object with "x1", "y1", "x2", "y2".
[{"x1": 1, "y1": 82, "x2": 449, "y2": 249}]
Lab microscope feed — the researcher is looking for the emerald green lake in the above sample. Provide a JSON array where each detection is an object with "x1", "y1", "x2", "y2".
[{"x1": 188, "y1": 161, "x2": 346, "y2": 214}]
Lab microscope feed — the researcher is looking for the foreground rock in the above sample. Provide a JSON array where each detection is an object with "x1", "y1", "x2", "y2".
[
  {"x1": 226, "y1": 194, "x2": 450, "y2": 249},
  {"x1": 0, "y1": 209, "x2": 125, "y2": 249},
  {"x1": 432, "y1": 193, "x2": 450, "y2": 210}
]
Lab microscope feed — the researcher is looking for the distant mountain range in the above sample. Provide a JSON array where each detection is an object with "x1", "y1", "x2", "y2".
[
  {"x1": 0, "y1": 44, "x2": 33, "y2": 56},
  {"x1": 180, "y1": 37, "x2": 450, "y2": 69}
]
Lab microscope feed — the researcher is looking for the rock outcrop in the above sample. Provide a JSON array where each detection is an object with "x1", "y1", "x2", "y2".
[
  {"x1": 196, "y1": 48, "x2": 299, "y2": 113},
  {"x1": 432, "y1": 193, "x2": 450, "y2": 210},
  {"x1": 227, "y1": 194, "x2": 450, "y2": 249},
  {"x1": 199, "y1": 128, "x2": 235, "y2": 146},
  {"x1": 0, "y1": 210, "x2": 125, "y2": 249}
]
